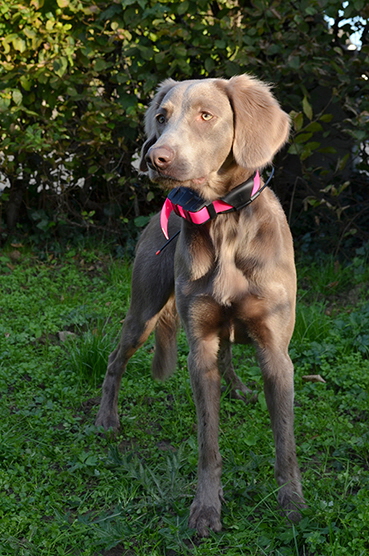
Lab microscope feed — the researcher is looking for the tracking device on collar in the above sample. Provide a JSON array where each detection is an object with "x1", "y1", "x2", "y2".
[
  {"x1": 167, "y1": 186, "x2": 218, "y2": 217},
  {"x1": 156, "y1": 168, "x2": 274, "y2": 254}
]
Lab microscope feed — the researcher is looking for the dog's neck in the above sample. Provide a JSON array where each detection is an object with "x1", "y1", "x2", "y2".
[{"x1": 157, "y1": 169, "x2": 274, "y2": 253}]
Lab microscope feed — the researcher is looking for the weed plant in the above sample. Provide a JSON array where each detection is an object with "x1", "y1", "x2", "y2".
[{"x1": 0, "y1": 245, "x2": 369, "y2": 555}]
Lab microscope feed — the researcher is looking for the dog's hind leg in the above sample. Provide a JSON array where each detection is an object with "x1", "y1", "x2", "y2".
[
  {"x1": 95, "y1": 214, "x2": 177, "y2": 431},
  {"x1": 95, "y1": 307, "x2": 162, "y2": 431},
  {"x1": 218, "y1": 340, "x2": 254, "y2": 402}
]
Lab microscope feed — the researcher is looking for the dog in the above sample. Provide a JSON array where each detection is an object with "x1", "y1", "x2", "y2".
[{"x1": 95, "y1": 74, "x2": 305, "y2": 536}]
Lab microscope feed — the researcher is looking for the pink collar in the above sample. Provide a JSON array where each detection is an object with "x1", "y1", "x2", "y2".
[{"x1": 160, "y1": 171, "x2": 262, "y2": 240}]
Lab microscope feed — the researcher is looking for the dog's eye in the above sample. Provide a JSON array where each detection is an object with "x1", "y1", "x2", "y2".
[
  {"x1": 156, "y1": 114, "x2": 166, "y2": 125},
  {"x1": 201, "y1": 112, "x2": 213, "y2": 121}
]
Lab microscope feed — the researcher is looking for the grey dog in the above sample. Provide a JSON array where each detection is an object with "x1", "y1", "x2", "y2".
[{"x1": 96, "y1": 74, "x2": 305, "y2": 536}]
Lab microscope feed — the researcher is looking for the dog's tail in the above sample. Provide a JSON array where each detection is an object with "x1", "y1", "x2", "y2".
[{"x1": 152, "y1": 296, "x2": 179, "y2": 380}]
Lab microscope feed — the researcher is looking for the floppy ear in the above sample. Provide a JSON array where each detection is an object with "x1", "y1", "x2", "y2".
[
  {"x1": 139, "y1": 78, "x2": 177, "y2": 172},
  {"x1": 139, "y1": 137, "x2": 157, "y2": 172},
  {"x1": 226, "y1": 74, "x2": 290, "y2": 169}
]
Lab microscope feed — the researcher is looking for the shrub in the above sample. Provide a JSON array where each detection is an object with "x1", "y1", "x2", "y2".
[{"x1": 0, "y1": 0, "x2": 368, "y2": 253}]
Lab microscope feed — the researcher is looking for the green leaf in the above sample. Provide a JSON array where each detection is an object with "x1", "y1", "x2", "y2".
[
  {"x1": 134, "y1": 216, "x2": 150, "y2": 228},
  {"x1": 304, "y1": 122, "x2": 323, "y2": 133},
  {"x1": 294, "y1": 132, "x2": 313, "y2": 144},
  {"x1": 12, "y1": 89, "x2": 23, "y2": 106},
  {"x1": 300, "y1": 149, "x2": 312, "y2": 161},
  {"x1": 12, "y1": 36, "x2": 27, "y2": 53},
  {"x1": 318, "y1": 147, "x2": 337, "y2": 154},
  {"x1": 302, "y1": 96, "x2": 313, "y2": 120},
  {"x1": 0, "y1": 97, "x2": 11, "y2": 112},
  {"x1": 205, "y1": 57, "x2": 215, "y2": 73},
  {"x1": 292, "y1": 112, "x2": 304, "y2": 132},
  {"x1": 215, "y1": 40, "x2": 226, "y2": 49},
  {"x1": 94, "y1": 58, "x2": 110, "y2": 72},
  {"x1": 336, "y1": 153, "x2": 349, "y2": 171},
  {"x1": 19, "y1": 76, "x2": 32, "y2": 91},
  {"x1": 288, "y1": 144, "x2": 302, "y2": 156},
  {"x1": 36, "y1": 218, "x2": 55, "y2": 231},
  {"x1": 300, "y1": 142, "x2": 320, "y2": 161},
  {"x1": 305, "y1": 141, "x2": 320, "y2": 150},
  {"x1": 23, "y1": 28, "x2": 37, "y2": 39},
  {"x1": 30, "y1": 0, "x2": 44, "y2": 7},
  {"x1": 46, "y1": 19, "x2": 55, "y2": 31},
  {"x1": 177, "y1": 0, "x2": 189, "y2": 14},
  {"x1": 320, "y1": 113, "x2": 334, "y2": 123},
  {"x1": 53, "y1": 57, "x2": 68, "y2": 78},
  {"x1": 288, "y1": 55, "x2": 300, "y2": 70}
]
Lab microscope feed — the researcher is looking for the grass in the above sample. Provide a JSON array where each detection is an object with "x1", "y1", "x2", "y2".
[{"x1": 0, "y1": 243, "x2": 369, "y2": 555}]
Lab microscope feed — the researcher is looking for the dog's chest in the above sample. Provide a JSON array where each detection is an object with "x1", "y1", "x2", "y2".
[
  {"x1": 183, "y1": 218, "x2": 254, "y2": 306},
  {"x1": 211, "y1": 220, "x2": 251, "y2": 305},
  {"x1": 212, "y1": 252, "x2": 248, "y2": 306}
]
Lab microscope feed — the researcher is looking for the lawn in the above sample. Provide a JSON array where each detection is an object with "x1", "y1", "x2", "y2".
[{"x1": 0, "y1": 243, "x2": 369, "y2": 555}]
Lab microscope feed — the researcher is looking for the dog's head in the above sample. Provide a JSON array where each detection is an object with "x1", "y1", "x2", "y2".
[{"x1": 139, "y1": 74, "x2": 290, "y2": 199}]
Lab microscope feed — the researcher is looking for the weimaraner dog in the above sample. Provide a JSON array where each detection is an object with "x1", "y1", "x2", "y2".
[{"x1": 96, "y1": 74, "x2": 305, "y2": 536}]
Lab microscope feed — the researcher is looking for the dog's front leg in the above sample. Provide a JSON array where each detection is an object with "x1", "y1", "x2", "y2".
[{"x1": 187, "y1": 336, "x2": 223, "y2": 537}]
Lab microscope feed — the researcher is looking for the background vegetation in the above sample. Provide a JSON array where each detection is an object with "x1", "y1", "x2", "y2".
[
  {"x1": 0, "y1": 0, "x2": 368, "y2": 255},
  {"x1": 0, "y1": 245, "x2": 369, "y2": 555}
]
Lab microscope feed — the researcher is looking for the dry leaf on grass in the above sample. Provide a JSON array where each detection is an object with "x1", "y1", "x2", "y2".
[{"x1": 302, "y1": 374, "x2": 326, "y2": 383}]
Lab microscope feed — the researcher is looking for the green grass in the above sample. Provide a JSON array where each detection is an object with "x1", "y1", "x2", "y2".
[{"x1": 1, "y1": 245, "x2": 369, "y2": 555}]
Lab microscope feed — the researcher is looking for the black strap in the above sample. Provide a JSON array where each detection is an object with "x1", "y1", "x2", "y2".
[{"x1": 156, "y1": 167, "x2": 275, "y2": 255}]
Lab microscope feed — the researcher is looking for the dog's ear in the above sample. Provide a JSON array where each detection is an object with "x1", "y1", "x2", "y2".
[
  {"x1": 226, "y1": 74, "x2": 290, "y2": 169},
  {"x1": 139, "y1": 79, "x2": 177, "y2": 172},
  {"x1": 139, "y1": 136, "x2": 157, "y2": 172}
]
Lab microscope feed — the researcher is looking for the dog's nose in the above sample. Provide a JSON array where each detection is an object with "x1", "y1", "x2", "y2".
[{"x1": 147, "y1": 146, "x2": 175, "y2": 171}]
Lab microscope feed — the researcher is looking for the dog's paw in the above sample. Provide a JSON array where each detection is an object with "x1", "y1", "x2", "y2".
[
  {"x1": 222, "y1": 372, "x2": 257, "y2": 404},
  {"x1": 228, "y1": 386, "x2": 258, "y2": 404},
  {"x1": 95, "y1": 410, "x2": 120, "y2": 432},
  {"x1": 278, "y1": 488, "x2": 307, "y2": 524},
  {"x1": 189, "y1": 504, "x2": 222, "y2": 537}
]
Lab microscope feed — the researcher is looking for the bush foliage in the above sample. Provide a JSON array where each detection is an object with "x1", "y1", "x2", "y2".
[{"x1": 0, "y1": 0, "x2": 368, "y2": 252}]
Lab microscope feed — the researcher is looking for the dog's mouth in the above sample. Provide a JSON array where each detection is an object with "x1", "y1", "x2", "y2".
[{"x1": 150, "y1": 169, "x2": 208, "y2": 189}]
